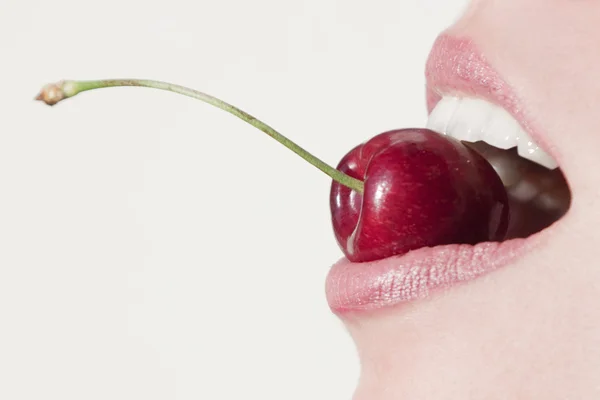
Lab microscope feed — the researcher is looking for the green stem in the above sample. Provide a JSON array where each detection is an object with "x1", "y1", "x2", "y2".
[{"x1": 35, "y1": 79, "x2": 364, "y2": 194}]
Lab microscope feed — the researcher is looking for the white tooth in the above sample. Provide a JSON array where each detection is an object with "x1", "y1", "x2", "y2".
[
  {"x1": 517, "y1": 131, "x2": 559, "y2": 169},
  {"x1": 445, "y1": 98, "x2": 491, "y2": 142},
  {"x1": 482, "y1": 106, "x2": 519, "y2": 149},
  {"x1": 426, "y1": 97, "x2": 460, "y2": 135},
  {"x1": 426, "y1": 96, "x2": 559, "y2": 170}
]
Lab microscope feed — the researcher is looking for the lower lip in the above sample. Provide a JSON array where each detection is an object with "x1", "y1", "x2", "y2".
[{"x1": 325, "y1": 231, "x2": 546, "y2": 314}]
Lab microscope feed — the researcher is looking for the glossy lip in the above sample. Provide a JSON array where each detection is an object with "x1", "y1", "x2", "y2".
[
  {"x1": 325, "y1": 34, "x2": 557, "y2": 314},
  {"x1": 425, "y1": 34, "x2": 558, "y2": 161}
]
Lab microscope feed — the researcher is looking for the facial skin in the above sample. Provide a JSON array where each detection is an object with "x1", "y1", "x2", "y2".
[{"x1": 338, "y1": 1, "x2": 600, "y2": 398}]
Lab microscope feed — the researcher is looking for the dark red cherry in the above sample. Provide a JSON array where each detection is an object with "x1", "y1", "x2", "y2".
[{"x1": 330, "y1": 128, "x2": 509, "y2": 263}]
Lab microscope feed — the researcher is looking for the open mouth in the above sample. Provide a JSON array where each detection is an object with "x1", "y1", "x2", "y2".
[
  {"x1": 325, "y1": 34, "x2": 572, "y2": 314},
  {"x1": 427, "y1": 97, "x2": 570, "y2": 241}
]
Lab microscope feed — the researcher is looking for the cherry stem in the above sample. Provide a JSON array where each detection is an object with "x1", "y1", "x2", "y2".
[{"x1": 35, "y1": 79, "x2": 365, "y2": 194}]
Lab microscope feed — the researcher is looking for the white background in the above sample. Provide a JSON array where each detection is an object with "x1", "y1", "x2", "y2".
[{"x1": 1, "y1": 1, "x2": 466, "y2": 399}]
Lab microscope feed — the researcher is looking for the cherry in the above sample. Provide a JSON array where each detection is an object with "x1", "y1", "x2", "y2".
[
  {"x1": 330, "y1": 129, "x2": 509, "y2": 262},
  {"x1": 35, "y1": 79, "x2": 509, "y2": 264}
]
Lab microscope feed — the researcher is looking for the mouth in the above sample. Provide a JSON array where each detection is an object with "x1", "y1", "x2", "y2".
[{"x1": 326, "y1": 34, "x2": 572, "y2": 314}]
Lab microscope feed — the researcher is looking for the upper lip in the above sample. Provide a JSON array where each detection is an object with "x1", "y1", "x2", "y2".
[
  {"x1": 425, "y1": 34, "x2": 556, "y2": 161},
  {"x1": 325, "y1": 33, "x2": 555, "y2": 314}
]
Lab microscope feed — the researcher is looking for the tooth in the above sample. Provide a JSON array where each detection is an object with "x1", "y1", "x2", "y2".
[
  {"x1": 517, "y1": 131, "x2": 558, "y2": 169},
  {"x1": 426, "y1": 97, "x2": 460, "y2": 134},
  {"x1": 446, "y1": 98, "x2": 491, "y2": 142},
  {"x1": 426, "y1": 96, "x2": 559, "y2": 170},
  {"x1": 482, "y1": 107, "x2": 519, "y2": 149}
]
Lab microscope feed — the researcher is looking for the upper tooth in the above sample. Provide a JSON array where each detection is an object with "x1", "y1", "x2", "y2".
[
  {"x1": 426, "y1": 97, "x2": 460, "y2": 134},
  {"x1": 427, "y1": 96, "x2": 558, "y2": 169},
  {"x1": 446, "y1": 98, "x2": 491, "y2": 142},
  {"x1": 517, "y1": 131, "x2": 558, "y2": 169},
  {"x1": 481, "y1": 106, "x2": 519, "y2": 149}
]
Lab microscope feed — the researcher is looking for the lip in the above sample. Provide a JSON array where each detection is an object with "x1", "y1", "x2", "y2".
[
  {"x1": 425, "y1": 34, "x2": 557, "y2": 161},
  {"x1": 325, "y1": 33, "x2": 557, "y2": 314}
]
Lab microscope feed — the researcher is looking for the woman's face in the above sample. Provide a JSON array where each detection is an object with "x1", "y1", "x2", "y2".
[{"x1": 328, "y1": 1, "x2": 600, "y2": 398}]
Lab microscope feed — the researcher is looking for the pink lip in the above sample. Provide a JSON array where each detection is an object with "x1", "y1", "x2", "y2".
[
  {"x1": 325, "y1": 34, "x2": 554, "y2": 314},
  {"x1": 425, "y1": 34, "x2": 555, "y2": 158}
]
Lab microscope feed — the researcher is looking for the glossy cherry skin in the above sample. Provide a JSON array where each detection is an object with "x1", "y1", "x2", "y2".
[{"x1": 330, "y1": 129, "x2": 510, "y2": 263}]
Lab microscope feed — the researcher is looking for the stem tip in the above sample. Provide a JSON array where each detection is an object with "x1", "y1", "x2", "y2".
[{"x1": 35, "y1": 80, "x2": 70, "y2": 106}]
